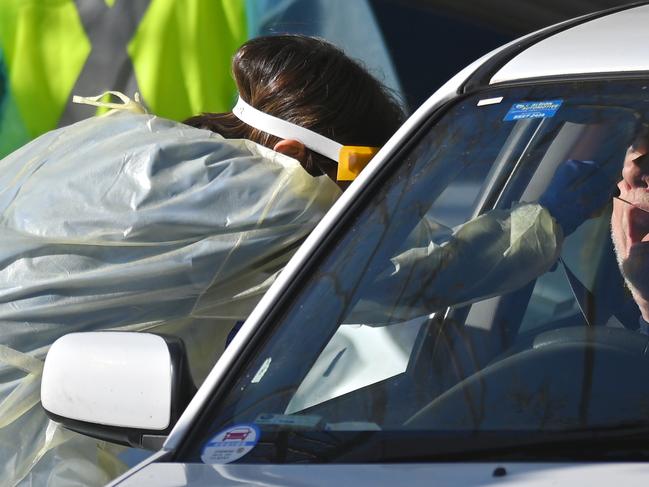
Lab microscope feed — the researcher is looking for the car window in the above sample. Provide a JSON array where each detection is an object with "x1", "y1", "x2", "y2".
[{"x1": 179, "y1": 79, "x2": 649, "y2": 464}]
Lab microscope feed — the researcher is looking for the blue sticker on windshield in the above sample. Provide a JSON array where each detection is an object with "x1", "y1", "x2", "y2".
[
  {"x1": 201, "y1": 423, "x2": 259, "y2": 464},
  {"x1": 504, "y1": 100, "x2": 563, "y2": 121}
]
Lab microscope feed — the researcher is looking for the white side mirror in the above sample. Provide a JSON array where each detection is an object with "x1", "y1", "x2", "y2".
[{"x1": 42, "y1": 332, "x2": 195, "y2": 450}]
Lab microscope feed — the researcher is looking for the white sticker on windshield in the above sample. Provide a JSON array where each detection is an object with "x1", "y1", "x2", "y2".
[
  {"x1": 325, "y1": 421, "x2": 382, "y2": 431},
  {"x1": 201, "y1": 424, "x2": 259, "y2": 464},
  {"x1": 251, "y1": 357, "x2": 271, "y2": 383},
  {"x1": 477, "y1": 96, "x2": 503, "y2": 106},
  {"x1": 255, "y1": 413, "x2": 322, "y2": 428}
]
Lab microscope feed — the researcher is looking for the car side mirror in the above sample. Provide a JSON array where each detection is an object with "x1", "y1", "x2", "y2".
[{"x1": 41, "y1": 332, "x2": 196, "y2": 450}]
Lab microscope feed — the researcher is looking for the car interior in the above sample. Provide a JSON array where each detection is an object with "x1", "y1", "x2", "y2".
[{"x1": 291, "y1": 101, "x2": 649, "y2": 433}]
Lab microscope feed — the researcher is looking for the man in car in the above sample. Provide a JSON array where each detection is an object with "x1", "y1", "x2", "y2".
[{"x1": 611, "y1": 126, "x2": 649, "y2": 333}]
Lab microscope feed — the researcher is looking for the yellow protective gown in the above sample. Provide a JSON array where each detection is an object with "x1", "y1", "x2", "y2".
[
  {"x1": 0, "y1": 111, "x2": 341, "y2": 485},
  {"x1": 0, "y1": 108, "x2": 562, "y2": 485},
  {"x1": 356, "y1": 203, "x2": 563, "y2": 322}
]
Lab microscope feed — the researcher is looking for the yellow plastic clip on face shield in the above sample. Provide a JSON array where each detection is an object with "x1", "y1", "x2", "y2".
[
  {"x1": 337, "y1": 146, "x2": 380, "y2": 181},
  {"x1": 232, "y1": 97, "x2": 380, "y2": 181}
]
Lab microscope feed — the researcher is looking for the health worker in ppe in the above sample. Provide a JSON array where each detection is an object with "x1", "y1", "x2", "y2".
[
  {"x1": 220, "y1": 78, "x2": 614, "y2": 325},
  {"x1": 0, "y1": 35, "x2": 405, "y2": 487},
  {"x1": 183, "y1": 37, "x2": 614, "y2": 338},
  {"x1": 0, "y1": 34, "x2": 609, "y2": 486},
  {"x1": 218, "y1": 102, "x2": 615, "y2": 332}
]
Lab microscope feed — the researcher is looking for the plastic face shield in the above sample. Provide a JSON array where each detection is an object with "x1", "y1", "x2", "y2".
[{"x1": 232, "y1": 97, "x2": 379, "y2": 181}]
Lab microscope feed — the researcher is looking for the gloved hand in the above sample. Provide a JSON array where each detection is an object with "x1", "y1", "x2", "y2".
[{"x1": 539, "y1": 159, "x2": 617, "y2": 236}]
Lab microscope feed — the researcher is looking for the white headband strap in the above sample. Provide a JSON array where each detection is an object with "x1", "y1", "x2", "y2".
[{"x1": 232, "y1": 97, "x2": 342, "y2": 162}]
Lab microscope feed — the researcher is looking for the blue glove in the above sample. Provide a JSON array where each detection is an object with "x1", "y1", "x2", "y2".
[{"x1": 539, "y1": 159, "x2": 617, "y2": 236}]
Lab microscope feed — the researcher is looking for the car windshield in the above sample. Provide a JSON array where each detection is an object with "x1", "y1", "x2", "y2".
[{"x1": 180, "y1": 79, "x2": 649, "y2": 463}]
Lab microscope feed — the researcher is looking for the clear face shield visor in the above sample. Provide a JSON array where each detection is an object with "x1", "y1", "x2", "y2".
[{"x1": 232, "y1": 97, "x2": 379, "y2": 181}]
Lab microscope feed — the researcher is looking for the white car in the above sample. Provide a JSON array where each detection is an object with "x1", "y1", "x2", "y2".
[{"x1": 42, "y1": 3, "x2": 649, "y2": 485}]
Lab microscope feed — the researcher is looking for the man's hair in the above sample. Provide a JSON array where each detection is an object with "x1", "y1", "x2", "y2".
[{"x1": 184, "y1": 34, "x2": 405, "y2": 176}]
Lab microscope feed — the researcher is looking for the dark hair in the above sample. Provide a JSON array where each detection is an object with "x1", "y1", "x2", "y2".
[{"x1": 184, "y1": 35, "x2": 405, "y2": 177}]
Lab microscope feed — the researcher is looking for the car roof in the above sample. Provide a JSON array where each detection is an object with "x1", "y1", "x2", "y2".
[{"x1": 491, "y1": 3, "x2": 649, "y2": 84}]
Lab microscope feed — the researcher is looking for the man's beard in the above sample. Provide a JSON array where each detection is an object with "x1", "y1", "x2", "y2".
[{"x1": 611, "y1": 223, "x2": 649, "y2": 303}]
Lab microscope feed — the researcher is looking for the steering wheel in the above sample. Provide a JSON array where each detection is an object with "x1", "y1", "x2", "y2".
[{"x1": 405, "y1": 326, "x2": 649, "y2": 430}]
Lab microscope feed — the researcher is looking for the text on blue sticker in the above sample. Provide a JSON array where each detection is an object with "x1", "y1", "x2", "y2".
[{"x1": 504, "y1": 100, "x2": 563, "y2": 121}]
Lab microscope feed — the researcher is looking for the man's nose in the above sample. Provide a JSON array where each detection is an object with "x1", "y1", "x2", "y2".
[{"x1": 624, "y1": 152, "x2": 649, "y2": 189}]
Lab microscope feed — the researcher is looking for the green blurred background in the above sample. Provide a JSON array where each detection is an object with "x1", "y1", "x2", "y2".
[{"x1": 0, "y1": 0, "x2": 631, "y2": 158}]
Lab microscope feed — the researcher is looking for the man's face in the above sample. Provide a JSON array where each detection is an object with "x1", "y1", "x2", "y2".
[{"x1": 611, "y1": 143, "x2": 649, "y2": 302}]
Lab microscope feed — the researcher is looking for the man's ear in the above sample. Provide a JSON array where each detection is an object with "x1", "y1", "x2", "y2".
[{"x1": 273, "y1": 139, "x2": 307, "y2": 163}]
